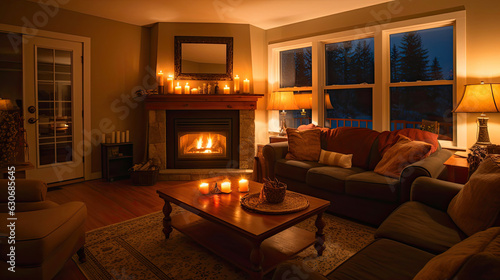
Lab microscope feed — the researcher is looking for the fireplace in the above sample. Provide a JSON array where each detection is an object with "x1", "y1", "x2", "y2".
[{"x1": 166, "y1": 110, "x2": 239, "y2": 169}]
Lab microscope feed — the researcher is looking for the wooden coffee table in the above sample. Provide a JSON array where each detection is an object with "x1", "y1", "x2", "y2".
[{"x1": 157, "y1": 176, "x2": 330, "y2": 279}]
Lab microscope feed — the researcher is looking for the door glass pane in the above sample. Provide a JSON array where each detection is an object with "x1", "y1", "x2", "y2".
[
  {"x1": 324, "y1": 88, "x2": 373, "y2": 129},
  {"x1": 36, "y1": 47, "x2": 74, "y2": 165},
  {"x1": 325, "y1": 38, "x2": 374, "y2": 85},
  {"x1": 280, "y1": 47, "x2": 312, "y2": 88}
]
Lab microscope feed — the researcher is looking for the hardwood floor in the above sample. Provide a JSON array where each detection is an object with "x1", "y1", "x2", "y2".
[{"x1": 47, "y1": 179, "x2": 184, "y2": 280}]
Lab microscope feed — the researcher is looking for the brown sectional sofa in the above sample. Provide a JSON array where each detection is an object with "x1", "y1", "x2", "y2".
[
  {"x1": 272, "y1": 177, "x2": 500, "y2": 280},
  {"x1": 263, "y1": 127, "x2": 453, "y2": 226}
]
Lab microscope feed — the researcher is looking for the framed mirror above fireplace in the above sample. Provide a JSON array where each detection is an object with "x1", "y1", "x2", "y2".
[{"x1": 174, "y1": 36, "x2": 233, "y2": 81}]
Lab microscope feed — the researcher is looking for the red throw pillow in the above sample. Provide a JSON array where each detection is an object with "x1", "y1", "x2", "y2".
[
  {"x1": 374, "y1": 135, "x2": 432, "y2": 178},
  {"x1": 285, "y1": 128, "x2": 321, "y2": 161}
]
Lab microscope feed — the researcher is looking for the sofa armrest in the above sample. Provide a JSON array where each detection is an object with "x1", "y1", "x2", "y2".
[
  {"x1": 0, "y1": 179, "x2": 47, "y2": 203},
  {"x1": 399, "y1": 148, "x2": 453, "y2": 203},
  {"x1": 272, "y1": 261, "x2": 327, "y2": 280},
  {"x1": 410, "y1": 177, "x2": 463, "y2": 212},
  {"x1": 263, "y1": 142, "x2": 289, "y2": 180}
]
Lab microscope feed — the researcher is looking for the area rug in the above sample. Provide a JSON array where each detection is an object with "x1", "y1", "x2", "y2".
[{"x1": 73, "y1": 205, "x2": 375, "y2": 280}]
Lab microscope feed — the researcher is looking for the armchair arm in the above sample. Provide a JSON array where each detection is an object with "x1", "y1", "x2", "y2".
[
  {"x1": 411, "y1": 177, "x2": 463, "y2": 212},
  {"x1": 262, "y1": 142, "x2": 289, "y2": 180},
  {"x1": 399, "y1": 148, "x2": 453, "y2": 202},
  {"x1": 0, "y1": 179, "x2": 47, "y2": 203}
]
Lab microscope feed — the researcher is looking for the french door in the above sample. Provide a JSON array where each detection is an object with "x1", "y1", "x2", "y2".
[{"x1": 24, "y1": 36, "x2": 84, "y2": 183}]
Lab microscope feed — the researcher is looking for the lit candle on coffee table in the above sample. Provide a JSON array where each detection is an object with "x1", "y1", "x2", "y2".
[
  {"x1": 221, "y1": 180, "x2": 231, "y2": 193},
  {"x1": 199, "y1": 182, "x2": 209, "y2": 195},
  {"x1": 238, "y1": 178, "x2": 249, "y2": 192}
]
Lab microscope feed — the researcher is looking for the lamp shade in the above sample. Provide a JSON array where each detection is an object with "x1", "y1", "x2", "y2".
[
  {"x1": 0, "y1": 99, "x2": 15, "y2": 111},
  {"x1": 453, "y1": 83, "x2": 500, "y2": 113},
  {"x1": 324, "y1": 94, "x2": 334, "y2": 110},
  {"x1": 294, "y1": 93, "x2": 312, "y2": 109},
  {"x1": 267, "y1": 91, "x2": 299, "y2": 110}
]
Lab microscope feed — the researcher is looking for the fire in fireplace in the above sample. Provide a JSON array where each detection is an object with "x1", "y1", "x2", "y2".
[
  {"x1": 178, "y1": 132, "x2": 227, "y2": 157},
  {"x1": 166, "y1": 110, "x2": 239, "y2": 169}
]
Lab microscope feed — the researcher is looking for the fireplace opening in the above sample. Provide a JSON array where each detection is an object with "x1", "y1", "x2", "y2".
[{"x1": 166, "y1": 110, "x2": 239, "y2": 169}]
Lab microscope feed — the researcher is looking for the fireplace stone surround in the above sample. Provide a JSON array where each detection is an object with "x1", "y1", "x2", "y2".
[{"x1": 145, "y1": 94, "x2": 262, "y2": 180}]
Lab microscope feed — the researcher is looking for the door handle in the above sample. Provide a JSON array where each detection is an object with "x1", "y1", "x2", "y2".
[{"x1": 28, "y1": 118, "x2": 38, "y2": 124}]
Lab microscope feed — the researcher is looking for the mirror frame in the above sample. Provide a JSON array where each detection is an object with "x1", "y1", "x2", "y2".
[{"x1": 174, "y1": 36, "x2": 233, "y2": 81}]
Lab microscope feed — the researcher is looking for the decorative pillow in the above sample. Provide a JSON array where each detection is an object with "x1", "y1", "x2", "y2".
[
  {"x1": 374, "y1": 135, "x2": 432, "y2": 178},
  {"x1": 285, "y1": 128, "x2": 321, "y2": 161},
  {"x1": 413, "y1": 227, "x2": 500, "y2": 280},
  {"x1": 318, "y1": 150, "x2": 352, "y2": 168},
  {"x1": 447, "y1": 156, "x2": 500, "y2": 236}
]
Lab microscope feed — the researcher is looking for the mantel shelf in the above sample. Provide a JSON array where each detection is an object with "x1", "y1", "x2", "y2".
[{"x1": 144, "y1": 94, "x2": 264, "y2": 110}]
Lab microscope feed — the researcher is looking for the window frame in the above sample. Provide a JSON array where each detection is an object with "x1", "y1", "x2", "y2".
[{"x1": 268, "y1": 11, "x2": 466, "y2": 149}]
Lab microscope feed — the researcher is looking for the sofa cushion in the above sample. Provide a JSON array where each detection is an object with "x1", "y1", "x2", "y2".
[
  {"x1": 275, "y1": 159, "x2": 324, "y2": 183},
  {"x1": 306, "y1": 166, "x2": 365, "y2": 194},
  {"x1": 318, "y1": 149, "x2": 353, "y2": 168},
  {"x1": 285, "y1": 128, "x2": 322, "y2": 161},
  {"x1": 375, "y1": 201, "x2": 465, "y2": 254},
  {"x1": 0, "y1": 202, "x2": 87, "y2": 265},
  {"x1": 448, "y1": 156, "x2": 500, "y2": 236},
  {"x1": 377, "y1": 128, "x2": 439, "y2": 155},
  {"x1": 345, "y1": 171, "x2": 400, "y2": 202},
  {"x1": 321, "y1": 127, "x2": 380, "y2": 170},
  {"x1": 374, "y1": 135, "x2": 432, "y2": 178},
  {"x1": 328, "y1": 239, "x2": 435, "y2": 280},
  {"x1": 414, "y1": 227, "x2": 500, "y2": 280}
]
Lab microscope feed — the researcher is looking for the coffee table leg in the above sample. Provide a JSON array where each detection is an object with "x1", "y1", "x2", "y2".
[
  {"x1": 162, "y1": 201, "x2": 173, "y2": 239},
  {"x1": 249, "y1": 241, "x2": 264, "y2": 280},
  {"x1": 314, "y1": 212, "x2": 326, "y2": 256}
]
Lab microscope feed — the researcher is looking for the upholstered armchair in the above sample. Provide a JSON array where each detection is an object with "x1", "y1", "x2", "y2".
[{"x1": 0, "y1": 179, "x2": 87, "y2": 280}]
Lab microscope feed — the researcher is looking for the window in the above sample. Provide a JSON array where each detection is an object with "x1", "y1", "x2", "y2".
[
  {"x1": 324, "y1": 38, "x2": 374, "y2": 128},
  {"x1": 280, "y1": 47, "x2": 312, "y2": 88},
  {"x1": 389, "y1": 25, "x2": 454, "y2": 140}
]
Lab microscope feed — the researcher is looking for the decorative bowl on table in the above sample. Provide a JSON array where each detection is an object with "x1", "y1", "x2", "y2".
[{"x1": 261, "y1": 178, "x2": 287, "y2": 204}]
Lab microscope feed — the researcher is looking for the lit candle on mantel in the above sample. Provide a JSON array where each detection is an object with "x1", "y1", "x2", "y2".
[
  {"x1": 199, "y1": 182, "x2": 209, "y2": 195},
  {"x1": 167, "y1": 75, "x2": 174, "y2": 94},
  {"x1": 221, "y1": 180, "x2": 231, "y2": 193},
  {"x1": 234, "y1": 75, "x2": 240, "y2": 93},
  {"x1": 175, "y1": 82, "x2": 182, "y2": 94},
  {"x1": 223, "y1": 85, "x2": 230, "y2": 94},
  {"x1": 157, "y1": 71, "x2": 164, "y2": 86},
  {"x1": 243, "y1": 79, "x2": 250, "y2": 93},
  {"x1": 185, "y1": 83, "x2": 190, "y2": 94},
  {"x1": 191, "y1": 87, "x2": 198, "y2": 94},
  {"x1": 238, "y1": 178, "x2": 249, "y2": 192}
]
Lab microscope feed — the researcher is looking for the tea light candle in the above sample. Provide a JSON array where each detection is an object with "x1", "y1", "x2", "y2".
[
  {"x1": 243, "y1": 79, "x2": 250, "y2": 93},
  {"x1": 167, "y1": 75, "x2": 174, "y2": 94},
  {"x1": 185, "y1": 83, "x2": 190, "y2": 94},
  {"x1": 221, "y1": 180, "x2": 231, "y2": 193},
  {"x1": 223, "y1": 85, "x2": 230, "y2": 94},
  {"x1": 157, "y1": 71, "x2": 164, "y2": 86},
  {"x1": 234, "y1": 75, "x2": 240, "y2": 93},
  {"x1": 175, "y1": 82, "x2": 182, "y2": 94},
  {"x1": 191, "y1": 87, "x2": 198, "y2": 94},
  {"x1": 238, "y1": 178, "x2": 249, "y2": 192},
  {"x1": 199, "y1": 182, "x2": 209, "y2": 195}
]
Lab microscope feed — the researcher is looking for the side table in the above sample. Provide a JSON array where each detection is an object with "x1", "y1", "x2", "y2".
[{"x1": 444, "y1": 155, "x2": 468, "y2": 184}]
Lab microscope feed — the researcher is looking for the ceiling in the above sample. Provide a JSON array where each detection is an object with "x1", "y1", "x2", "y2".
[{"x1": 28, "y1": 0, "x2": 393, "y2": 29}]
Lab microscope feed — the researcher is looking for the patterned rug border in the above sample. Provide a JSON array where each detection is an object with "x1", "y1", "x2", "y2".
[{"x1": 73, "y1": 207, "x2": 376, "y2": 280}]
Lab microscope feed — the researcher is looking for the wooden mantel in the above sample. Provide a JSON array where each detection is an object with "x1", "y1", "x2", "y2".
[{"x1": 145, "y1": 94, "x2": 264, "y2": 110}]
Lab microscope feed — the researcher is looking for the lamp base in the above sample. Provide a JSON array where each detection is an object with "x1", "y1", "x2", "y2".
[
  {"x1": 473, "y1": 115, "x2": 491, "y2": 148},
  {"x1": 279, "y1": 111, "x2": 287, "y2": 136}
]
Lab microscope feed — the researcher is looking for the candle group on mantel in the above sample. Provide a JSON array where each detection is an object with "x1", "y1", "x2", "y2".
[
  {"x1": 102, "y1": 130, "x2": 130, "y2": 144},
  {"x1": 175, "y1": 82, "x2": 182, "y2": 94}
]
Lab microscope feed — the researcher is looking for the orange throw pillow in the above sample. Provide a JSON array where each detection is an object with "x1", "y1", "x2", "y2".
[
  {"x1": 447, "y1": 156, "x2": 500, "y2": 236},
  {"x1": 285, "y1": 128, "x2": 321, "y2": 161},
  {"x1": 374, "y1": 135, "x2": 432, "y2": 178}
]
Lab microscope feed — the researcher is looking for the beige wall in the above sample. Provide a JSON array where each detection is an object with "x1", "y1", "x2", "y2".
[
  {"x1": 266, "y1": 0, "x2": 500, "y2": 148},
  {"x1": 152, "y1": 22, "x2": 268, "y2": 145},
  {"x1": 0, "y1": 0, "x2": 151, "y2": 174}
]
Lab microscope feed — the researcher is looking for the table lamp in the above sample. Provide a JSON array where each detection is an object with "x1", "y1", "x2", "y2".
[
  {"x1": 453, "y1": 82, "x2": 500, "y2": 148},
  {"x1": 294, "y1": 93, "x2": 312, "y2": 116},
  {"x1": 267, "y1": 91, "x2": 299, "y2": 135}
]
